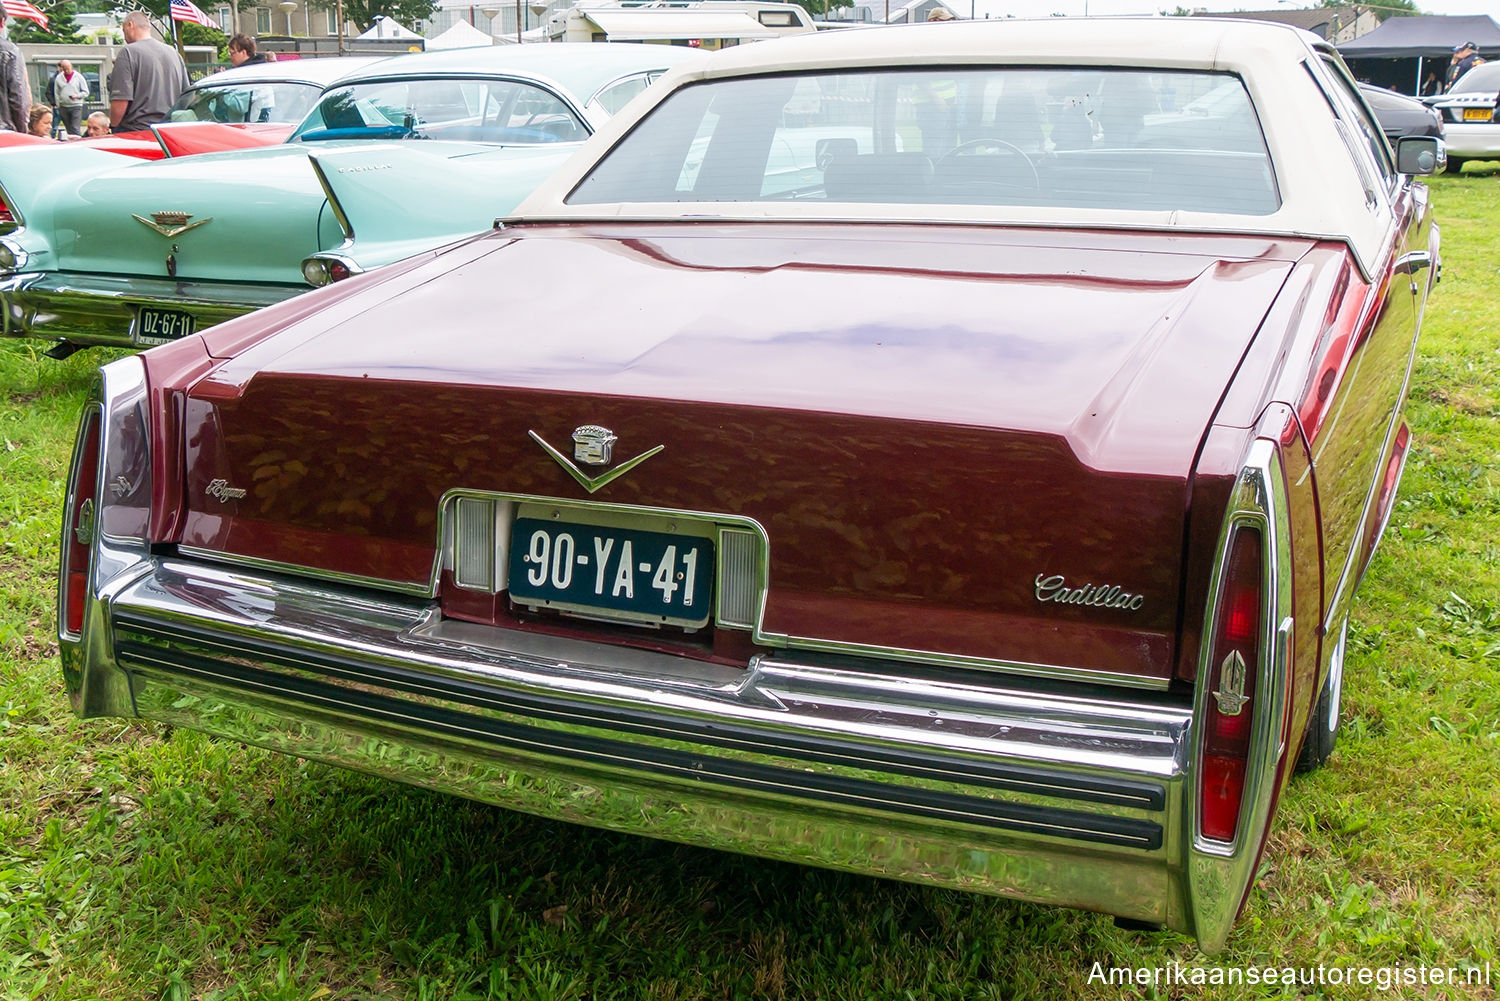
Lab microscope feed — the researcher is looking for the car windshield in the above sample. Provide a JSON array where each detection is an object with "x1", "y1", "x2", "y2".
[
  {"x1": 169, "y1": 82, "x2": 321, "y2": 125},
  {"x1": 567, "y1": 68, "x2": 1278, "y2": 215},
  {"x1": 1448, "y1": 62, "x2": 1500, "y2": 94},
  {"x1": 290, "y1": 76, "x2": 588, "y2": 143}
]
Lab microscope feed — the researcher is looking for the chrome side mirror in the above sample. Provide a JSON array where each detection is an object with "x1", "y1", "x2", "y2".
[{"x1": 1395, "y1": 136, "x2": 1444, "y2": 175}]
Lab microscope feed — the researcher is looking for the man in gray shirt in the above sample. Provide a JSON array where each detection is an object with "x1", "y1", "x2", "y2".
[
  {"x1": 109, "y1": 12, "x2": 190, "y2": 133},
  {"x1": 0, "y1": 10, "x2": 29, "y2": 133}
]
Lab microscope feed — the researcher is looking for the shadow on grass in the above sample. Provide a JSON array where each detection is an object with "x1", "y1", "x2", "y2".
[{"x1": 105, "y1": 742, "x2": 1138, "y2": 999}]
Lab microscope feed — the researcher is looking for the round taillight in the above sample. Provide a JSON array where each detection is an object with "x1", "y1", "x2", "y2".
[{"x1": 301, "y1": 258, "x2": 332, "y2": 287}]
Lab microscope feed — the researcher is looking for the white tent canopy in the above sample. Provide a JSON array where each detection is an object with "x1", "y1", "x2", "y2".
[
  {"x1": 577, "y1": 8, "x2": 779, "y2": 41},
  {"x1": 357, "y1": 15, "x2": 424, "y2": 39},
  {"x1": 426, "y1": 19, "x2": 497, "y2": 48}
]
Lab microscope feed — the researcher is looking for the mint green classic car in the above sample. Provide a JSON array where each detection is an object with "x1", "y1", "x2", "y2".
[{"x1": 0, "y1": 44, "x2": 697, "y2": 357}]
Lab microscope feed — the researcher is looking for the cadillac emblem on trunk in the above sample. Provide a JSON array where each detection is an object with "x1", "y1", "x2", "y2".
[
  {"x1": 529, "y1": 428, "x2": 663, "y2": 494},
  {"x1": 571, "y1": 425, "x2": 617, "y2": 466},
  {"x1": 133, "y1": 211, "x2": 212, "y2": 239}
]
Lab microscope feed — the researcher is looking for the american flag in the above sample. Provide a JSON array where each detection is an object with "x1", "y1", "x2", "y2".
[
  {"x1": 2, "y1": 0, "x2": 48, "y2": 30},
  {"x1": 170, "y1": 0, "x2": 219, "y2": 29}
]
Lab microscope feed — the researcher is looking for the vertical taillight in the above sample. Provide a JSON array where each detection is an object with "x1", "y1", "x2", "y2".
[
  {"x1": 59, "y1": 358, "x2": 154, "y2": 643},
  {"x1": 1198, "y1": 526, "x2": 1264, "y2": 843},
  {"x1": 61, "y1": 408, "x2": 103, "y2": 638}
]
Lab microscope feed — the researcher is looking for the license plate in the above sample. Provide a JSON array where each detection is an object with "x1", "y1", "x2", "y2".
[
  {"x1": 508, "y1": 518, "x2": 713, "y2": 628},
  {"x1": 1462, "y1": 107, "x2": 1493, "y2": 121},
  {"x1": 133, "y1": 307, "x2": 195, "y2": 346}
]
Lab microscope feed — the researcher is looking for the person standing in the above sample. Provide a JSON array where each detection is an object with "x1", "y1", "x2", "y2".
[
  {"x1": 1444, "y1": 41, "x2": 1485, "y2": 92},
  {"x1": 50, "y1": 60, "x2": 91, "y2": 137},
  {"x1": 227, "y1": 33, "x2": 272, "y2": 68},
  {"x1": 108, "y1": 11, "x2": 190, "y2": 133},
  {"x1": 0, "y1": 10, "x2": 30, "y2": 133}
]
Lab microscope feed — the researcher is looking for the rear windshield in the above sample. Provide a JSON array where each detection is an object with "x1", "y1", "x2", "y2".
[
  {"x1": 290, "y1": 77, "x2": 588, "y2": 144},
  {"x1": 170, "y1": 82, "x2": 320, "y2": 125},
  {"x1": 568, "y1": 68, "x2": 1279, "y2": 215},
  {"x1": 1448, "y1": 62, "x2": 1500, "y2": 94}
]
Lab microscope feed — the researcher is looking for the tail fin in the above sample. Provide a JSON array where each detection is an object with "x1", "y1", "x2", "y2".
[
  {"x1": 150, "y1": 122, "x2": 293, "y2": 159},
  {"x1": 305, "y1": 143, "x2": 575, "y2": 268}
]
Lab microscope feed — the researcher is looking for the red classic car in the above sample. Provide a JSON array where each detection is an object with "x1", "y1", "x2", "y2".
[{"x1": 58, "y1": 18, "x2": 1439, "y2": 950}]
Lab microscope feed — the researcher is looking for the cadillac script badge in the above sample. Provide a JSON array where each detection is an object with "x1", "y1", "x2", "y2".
[{"x1": 133, "y1": 211, "x2": 212, "y2": 239}]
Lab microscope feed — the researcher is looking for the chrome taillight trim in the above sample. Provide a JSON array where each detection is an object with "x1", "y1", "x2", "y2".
[
  {"x1": 57, "y1": 356, "x2": 157, "y2": 719},
  {"x1": 1186, "y1": 437, "x2": 1295, "y2": 953},
  {"x1": 58, "y1": 401, "x2": 103, "y2": 642}
]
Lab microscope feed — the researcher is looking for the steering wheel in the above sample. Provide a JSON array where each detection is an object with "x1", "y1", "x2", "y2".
[{"x1": 934, "y1": 138, "x2": 1040, "y2": 188}]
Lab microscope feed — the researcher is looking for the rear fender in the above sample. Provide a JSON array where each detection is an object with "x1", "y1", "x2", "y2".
[{"x1": 304, "y1": 144, "x2": 575, "y2": 270}]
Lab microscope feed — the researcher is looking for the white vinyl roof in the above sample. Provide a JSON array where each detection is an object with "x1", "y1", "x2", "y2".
[
  {"x1": 579, "y1": 9, "x2": 781, "y2": 41},
  {"x1": 517, "y1": 17, "x2": 1401, "y2": 281}
]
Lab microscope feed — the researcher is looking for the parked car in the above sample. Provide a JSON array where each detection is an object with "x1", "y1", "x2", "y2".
[
  {"x1": 0, "y1": 44, "x2": 696, "y2": 358},
  {"x1": 167, "y1": 56, "x2": 382, "y2": 133},
  {"x1": 1425, "y1": 60, "x2": 1500, "y2": 172},
  {"x1": 1358, "y1": 82, "x2": 1446, "y2": 148},
  {"x1": 58, "y1": 18, "x2": 1438, "y2": 951}
]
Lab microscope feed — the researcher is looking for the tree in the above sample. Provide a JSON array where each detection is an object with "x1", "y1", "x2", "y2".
[
  {"x1": 302, "y1": 0, "x2": 436, "y2": 33},
  {"x1": 8, "y1": 2, "x2": 87, "y2": 43}
]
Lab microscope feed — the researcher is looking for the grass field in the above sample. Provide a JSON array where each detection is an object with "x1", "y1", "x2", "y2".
[{"x1": 2, "y1": 172, "x2": 1498, "y2": 1000}]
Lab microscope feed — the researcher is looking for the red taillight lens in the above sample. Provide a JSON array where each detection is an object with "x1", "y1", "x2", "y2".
[
  {"x1": 1199, "y1": 526, "x2": 1263, "y2": 843},
  {"x1": 328, "y1": 259, "x2": 352, "y2": 282},
  {"x1": 61, "y1": 409, "x2": 103, "y2": 637}
]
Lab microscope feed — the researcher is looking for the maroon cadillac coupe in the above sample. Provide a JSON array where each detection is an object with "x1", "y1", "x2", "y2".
[{"x1": 59, "y1": 18, "x2": 1440, "y2": 950}]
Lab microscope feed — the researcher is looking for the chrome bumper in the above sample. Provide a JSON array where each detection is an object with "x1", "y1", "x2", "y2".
[
  {"x1": 64, "y1": 552, "x2": 1254, "y2": 948},
  {"x1": 0, "y1": 271, "x2": 299, "y2": 348}
]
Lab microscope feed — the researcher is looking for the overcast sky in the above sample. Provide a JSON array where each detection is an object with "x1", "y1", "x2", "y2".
[{"x1": 968, "y1": 1, "x2": 1500, "y2": 19}]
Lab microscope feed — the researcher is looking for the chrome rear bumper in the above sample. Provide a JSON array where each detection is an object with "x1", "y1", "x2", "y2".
[
  {"x1": 64, "y1": 553, "x2": 1254, "y2": 947},
  {"x1": 0, "y1": 271, "x2": 299, "y2": 348}
]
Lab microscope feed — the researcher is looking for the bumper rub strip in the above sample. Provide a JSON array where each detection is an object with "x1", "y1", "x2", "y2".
[
  {"x1": 114, "y1": 613, "x2": 1167, "y2": 813},
  {"x1": 114, "y1": 632, "x2": 1165, "y2": 852}
]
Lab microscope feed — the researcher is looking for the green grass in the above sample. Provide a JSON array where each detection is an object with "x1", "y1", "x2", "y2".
[{"x1": 3, "y1": 172, "x2": 1500, "y2": 999}]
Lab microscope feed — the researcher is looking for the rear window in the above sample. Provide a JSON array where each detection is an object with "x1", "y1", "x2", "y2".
[
  {"x1": 171, "y1": 82, "x2": 320, "y2": 124},
  {"x1": 291, "y1": 77, "x2": 588, "y2": 144},
  {"x1": 1448, "y1": 62, "x2": 1500, "y2": 94},
  {"x1": 568, "y1": 68, "x2": 1279, "y2": 215}
]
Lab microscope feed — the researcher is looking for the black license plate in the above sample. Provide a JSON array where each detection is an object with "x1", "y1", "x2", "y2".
[
  {"x1": 507, "y1": 518, "x2": 713, "y2": 628},
  {"x1": 134, "y1": 307, "x2": 195, "y2": 346}
]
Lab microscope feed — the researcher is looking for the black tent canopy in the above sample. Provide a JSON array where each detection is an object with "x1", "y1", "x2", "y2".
[
  {"x1": 1338, "y1": 14, "x2": 1500, "y2": 59},
  {"x1": 1338, "y1": 14, "x2": 1500, "y2": 94}
]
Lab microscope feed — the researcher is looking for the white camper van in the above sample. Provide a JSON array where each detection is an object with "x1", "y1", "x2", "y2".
[{"x1": 545, "y1": 0, "x2": 816, "y2": 49}]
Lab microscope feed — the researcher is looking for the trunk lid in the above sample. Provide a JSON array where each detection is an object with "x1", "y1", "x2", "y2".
[
  {"x1": 54, "y1": 145, "x2": 333, "y2": 284},
  {"x1": 179, "y1": 223, "x2": 1306, "y2": 684}
]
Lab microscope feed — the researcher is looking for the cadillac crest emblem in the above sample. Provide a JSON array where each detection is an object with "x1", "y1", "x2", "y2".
[
  {"x1": 1212, "y1": 650, "x2": 1251, "y2": 716},
  {"x1": 528, "y1": 427, "x2": 663, "y2": 495},
  {"x1": 133, "y1": 211, "x2": 212, "y2": 239},
  {"x1": 571, "y1": 425, "x2": 617, "y2": 466}
]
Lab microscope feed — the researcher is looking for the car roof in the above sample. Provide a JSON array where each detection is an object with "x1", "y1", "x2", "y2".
[
  {"x1": 519, "y1": 17, "x2": 1398, "y2": 281},
  {"x1": 188, "y1": 55, "x2": 384, "y2": 90},
  {"x1": 343, "y1": 42, "x2": 704, "y2": 102}
]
